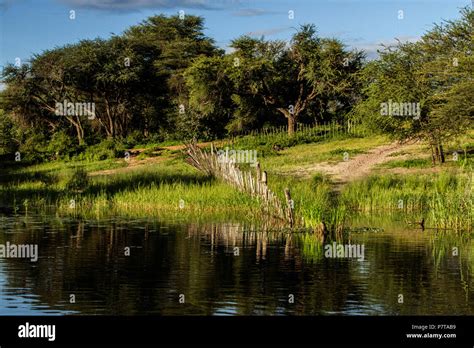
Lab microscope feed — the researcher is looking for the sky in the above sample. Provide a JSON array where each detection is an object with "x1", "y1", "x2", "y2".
[{"x1": 0, "y1": 0, "x2": 472, "y2": 72}]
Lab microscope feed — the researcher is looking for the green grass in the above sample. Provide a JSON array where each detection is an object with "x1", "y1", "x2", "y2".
[
  {"x1": 57, "y1": 179, "x2": 261, "y2": 222},
  {"x1": 263, "y1": 171, "x2": 346, "y2": 236},
  {"x1": 380, "y1": 158, "x2": 432, "y2": 169},
  {"x1": 223, "y1": 122, "x2": 369, "y2": 157},
  {"x1": 340, "y1": 170, "x2": 473, "y2": 231},
  {"x1": 0, "y1": 128, "x2": 472, "y2": 232},
  {"x1": 0, "y1": 157, "x2": 262, "y2": 222},
  {"x1": 0, "y1": 159, "x2": 126, "y2": 184},
  {"x1": 258, "y1": 135, "x2": 388, "y2": 176},
  {"x1": 378, "y1": 130, "x2": 474, "y2": 171},
  {"x1": 131, "y1": 139, "x2": 184, "y2": 149}
]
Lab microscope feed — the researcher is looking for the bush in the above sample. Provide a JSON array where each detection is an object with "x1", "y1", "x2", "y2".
[
  {"x1": 80, "y1": 139, "x2": 126, "y2": 161},
  {"x1": 47, "y1": 131, "x2": 80, "y2": 160},
  {"x1": 310, "y1": 173, "x2": 331, "y2": 190},
  {"x1": 18, "y1": 132, "x2": 49, "y2": 163},
  {"x1": 65, "y1": 168, "x2": 89, "y2": 192},
  {"x1": 0, "y1": 110, "x2": 18, "y2": 155},
  {"x1": 122, "y1": 131, "x2": 145, "y2": 148}
]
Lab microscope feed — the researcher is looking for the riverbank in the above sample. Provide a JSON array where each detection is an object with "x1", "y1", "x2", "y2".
[{"x1": 0, "y1": 131, "x2": 472, "y2": 232}]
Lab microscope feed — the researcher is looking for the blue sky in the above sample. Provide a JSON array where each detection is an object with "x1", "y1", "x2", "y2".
[{"x1": 0, "y1": 0, "x2": 472, "y2": 70}]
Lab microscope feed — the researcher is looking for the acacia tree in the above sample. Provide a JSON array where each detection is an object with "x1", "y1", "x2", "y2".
[
  {"x1": 420, "y1": 7, "x2": 474, "y2": 162},
  {"x1": 2, "y1": 36, "x2": 164, "y2": 142},
  {"x1": 184, "y1": 55, "x2": 235, "y2": 137},
  {"x1": 62, "y1": 37, "x2": 162, "y2": 139},
  {"x1": 124, "y1": 15, "x2": 219, "y2": 134},
  {"x1": 1, "y1": 14, "x2": 219, "y2": 150},
  {"x1": 353, "y1": 7, "x2": 473, "y2": 164},
  {"x1": 199, "y1": 25, "x2": 363, "y2": 136},
  {"x1": 0, "y1": 108, "x2": 17, "y2": 155}
]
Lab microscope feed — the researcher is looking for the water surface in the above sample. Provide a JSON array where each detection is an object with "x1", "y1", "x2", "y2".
[{"x1": 0, "y1": 214, "x2": 472, "y2": 315}]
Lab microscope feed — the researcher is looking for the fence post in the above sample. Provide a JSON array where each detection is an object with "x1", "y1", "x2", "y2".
[
  {"x1": 256, "y1": 162, "x2": 261, "y2": 195},
  {"x1": 284, "y1": 188, "x2": 294, "y2": 227},
  {"x1": 262, "y1": 171, "x2": 268, "y2": 202}
]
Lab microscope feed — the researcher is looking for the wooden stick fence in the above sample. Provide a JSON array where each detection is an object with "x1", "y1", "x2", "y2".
[
  {"x1": 233, "y1": 120, "x2": 365, "y2": 139},
  {"x1": 185, "y1": 141, "x2": 295, "y2": 226}
]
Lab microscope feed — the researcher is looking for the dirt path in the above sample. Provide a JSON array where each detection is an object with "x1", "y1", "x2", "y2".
[
  {"x1": 89, "y1": 140, "x2": 423, "y2": 183},
  {"x1": 89, "y1": 156, "x2": 167, "y2": 176},
  {"x1": 292, "y1": 142, "x2": 418, "y2": 189},
  {"x1": 160, "y1": 141, "x2": 214, "y2": 151},
  {"x1": 89, "y1": 142, "x2": 214, "y2": 176}
]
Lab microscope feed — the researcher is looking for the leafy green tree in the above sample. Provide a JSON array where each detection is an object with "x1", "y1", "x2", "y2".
[
  {"x1": 0, "y1": 108, "x2": 18, "y2": 155},
  {"x1": 184, "y1": 55, "x2": 236, "y2": 138},
  {"x1": 2, "y1": 36, "x2": 163, "y2": 142},
  {"x1": 353, "y1": 7, "x2": 473, "y2": 164},
  {"x1": 419, "y1": 7, "x2": 474, "y2": 162},
  {"x1": 125, "y1": 15, "x2": 219, "y2": 135},
  {"x1": 2, "y1": 45, "x2": 95, "y2": 144},
  {"x1": 1, "y1": 62, "x2": 60, "y2": 141},
  {"x1": 61, "y1": 37, "x2": 163, "y2": 139},
  {"x1": 205, "y1": 25, "x2": 363, "y2": 136}
]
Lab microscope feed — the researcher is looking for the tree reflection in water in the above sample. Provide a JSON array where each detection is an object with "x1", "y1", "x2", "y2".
[{"x1": 0, "y1": 215, "x2": 472, "y2": 315}]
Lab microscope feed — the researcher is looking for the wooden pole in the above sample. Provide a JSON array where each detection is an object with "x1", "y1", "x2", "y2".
[
  {"x1": 262, "y1": 171, "x2": 268, "y2": 202},
  {"x1": 255, "y1": 162, "x2": 261, "y2": 195},
  {"x1": 261, "y1": 171, "x2": 267, "y2": 185},
  {"x1": 284, "y1": 188, "x2": 294, "y2": 227},
  {"x1": 185, "y1": 142, "x2": 294, "y2": 226}
]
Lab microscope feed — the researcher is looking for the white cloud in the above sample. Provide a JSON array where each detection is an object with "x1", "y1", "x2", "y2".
[
  {"x1": 232, "y1": 8, "x2": 278, "y2": 17},
  {"x1": 348, "y1": 36, "x2": 421, "y2": 60},
  {"x1": 57, "y1": 0, "x2": 219, "y2": 11},
  {"x1": 246, "y1": 26, "x2": 292, "y2": 37}
]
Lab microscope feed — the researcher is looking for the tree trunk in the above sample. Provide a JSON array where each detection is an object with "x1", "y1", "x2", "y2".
[
  {"x1": 431, "y1": 140, "x2": 446, "y2": 165},
  {"x1": 434, "y1": 144, "x2": 440, "y2": 164},
  {"x1": 74, "y1": 123, "x2": 84, "y2": 145},
  {"x1": 287, "y1": 116, "x2": 296, "y2": 137},
  {"x1": 438, "y1": 143, "x2": 445, "y2": 163},
  {"x1": 430, "y1": 144, "x2": 436, "y2": 165},
  {"x1": 66, "y1": 115, "x2": 84, "y2": 145},
  {"x1": 277, "y1": 108, "x2": 298, "y2": 137}
]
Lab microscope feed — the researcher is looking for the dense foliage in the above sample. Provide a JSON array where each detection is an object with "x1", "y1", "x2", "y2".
[
  {"x1": 352, "y1": 8, "x2": 473, "y2": 163},
  {"x1": 0, "y1": 8, "x2": 472, "y2": 163}
]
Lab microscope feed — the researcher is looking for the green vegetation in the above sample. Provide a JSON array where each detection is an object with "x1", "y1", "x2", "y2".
[
  {"x1": 2, "y1": 130, "x2": 471, "y2": 232},
  {"x1": 224, "y1": 122, "x2": 368, "y2": 157},
  {"x1": 352, "y1": 7, "x2": 473, "y2": 164},
  {"x1": 258, "y1": 135, "x2": 387, "y2": 176},
  {"x1": 380, "y1": 158, "x2": 432, "y2": 169},
  {"x1": 0, "y1": 8, "x2": 472, "y2": 234},
  {"x1": 341, "y1": 171, "x2": 473, "y2": 231},
  {"x1": 0, "y1": 157, "x2": 261, "y2": 221},
  {"x1": 0, "y1": 12, "x2": 368, "y2": 160}
]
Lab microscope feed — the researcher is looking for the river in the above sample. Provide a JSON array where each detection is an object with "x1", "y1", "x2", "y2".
[{"x1": 0, "y1": 214, "x2": 472, "y2": 315}]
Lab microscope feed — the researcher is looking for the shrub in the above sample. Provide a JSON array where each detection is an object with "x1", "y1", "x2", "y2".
[
  {"x1": 47, "y1": 131, "x2": 79, "y2": 160},
  {"x1": 65, "y1": 168, "x2": 89, "y2": 192},
  {"x1": 81, "y1": 139, "x2": 126, "y2": 161},
  {"x1": 310, "y1": 172, "x2": 331, "y2": 189},
  {"x1": 122, "y1": 131, "x2": 145, "y2": 148},
  {"x1": 18, "y1": 132, "x2": 49, "y2": 163},
  {"x1": 0, "y1": 110, "x2": 18, "y2": 155}
]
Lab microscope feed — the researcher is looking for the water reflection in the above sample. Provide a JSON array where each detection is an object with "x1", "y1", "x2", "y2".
[{"x1": 0, "y1": 215, "x2": 472, "y2": 315}]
